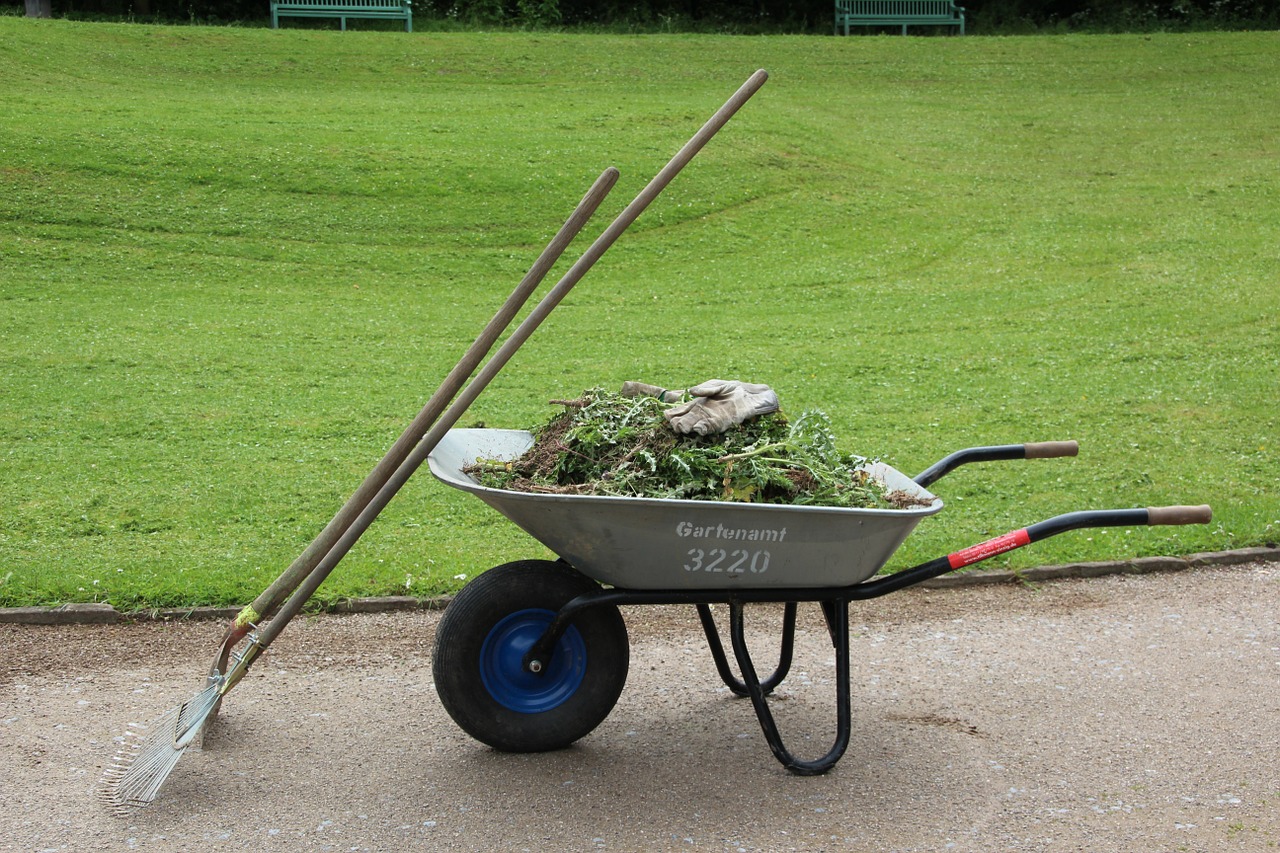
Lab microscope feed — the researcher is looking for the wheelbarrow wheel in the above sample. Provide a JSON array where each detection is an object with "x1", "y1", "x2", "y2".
[{"x1": 432, "y1": 559, "x2": 629, "y2": 753}]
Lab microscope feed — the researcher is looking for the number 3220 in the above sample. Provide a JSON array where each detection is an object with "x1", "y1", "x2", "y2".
[{"x1": 683, "y1": 547, "x2": 770, "y2": 574}]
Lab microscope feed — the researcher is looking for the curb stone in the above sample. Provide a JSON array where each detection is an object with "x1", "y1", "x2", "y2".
[
  {"x1": 0, "y1": 602, "x2": 119, "y2": 625},
  {"x1": 3, "y1": 547, "x2": 1277, "y2": 626}
]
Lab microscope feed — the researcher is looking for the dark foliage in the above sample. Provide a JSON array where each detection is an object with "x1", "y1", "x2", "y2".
[{"x1": 22, "y1": 0, "x2": 1280, "y2": 30}]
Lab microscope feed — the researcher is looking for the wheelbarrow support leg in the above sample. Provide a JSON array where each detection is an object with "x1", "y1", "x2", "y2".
[
  {"x1": 697, "y1": 602, "x2": 797, "y2": 697},
  {"x1": 729, "y1": 600, "x2": 851, "y2": 776}
]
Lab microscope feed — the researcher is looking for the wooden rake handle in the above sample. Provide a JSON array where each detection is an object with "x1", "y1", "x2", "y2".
[
  {"x1": 211, "y1": 167, "x2": 620, "y2": 674},
  {"x1": 218, "y1": 69, "x2": 771, "y2": 691}
]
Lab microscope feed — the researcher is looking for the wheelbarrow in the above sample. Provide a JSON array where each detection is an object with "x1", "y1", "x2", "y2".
[{"x1": 427, "y1": 428, "x2": 1211, "y2": 775}]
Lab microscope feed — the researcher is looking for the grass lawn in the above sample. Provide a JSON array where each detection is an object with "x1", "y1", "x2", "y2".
[{"x1": 2, "y1": 20, "x2": 1277, "y2": 610}]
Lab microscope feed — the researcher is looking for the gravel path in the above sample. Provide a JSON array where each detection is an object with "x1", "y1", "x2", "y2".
[{"x1": 3, "y1": 562, "x2": 1277, "y2": 852}]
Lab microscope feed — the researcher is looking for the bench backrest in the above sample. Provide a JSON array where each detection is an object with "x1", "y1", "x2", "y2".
[
  {"x1": 836, "y1": 0, "x2": 959, "y2": 15},
  {"x1": 274, "y1": 0, "x2": 408, "y2": 8}
]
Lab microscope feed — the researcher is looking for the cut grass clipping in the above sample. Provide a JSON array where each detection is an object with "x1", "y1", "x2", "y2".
[{"x1": 467, "y1": 388, "x2": 927, "y2": 509}]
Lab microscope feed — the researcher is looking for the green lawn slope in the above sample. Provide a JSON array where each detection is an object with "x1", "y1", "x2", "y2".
[{"x1": 2, "y1": 20, "x2": 1277, "y2": 608}]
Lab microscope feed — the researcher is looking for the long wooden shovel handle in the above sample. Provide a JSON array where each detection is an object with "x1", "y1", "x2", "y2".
[
  {"x1": 221, "y1": 69, "x2": 770, "y2": 690},
  {"x1": 213, "y1": 167, "x2": 619, "y2": 663}
]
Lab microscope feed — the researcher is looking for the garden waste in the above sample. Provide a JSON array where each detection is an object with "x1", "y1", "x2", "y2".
[{"x1": 466, "y1": 386, "x2": 930, "y2": 509}]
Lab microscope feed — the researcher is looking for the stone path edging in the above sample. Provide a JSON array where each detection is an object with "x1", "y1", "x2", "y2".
[{"x1": 3, "y1": 546, "x2": 1276, "y2": 626}]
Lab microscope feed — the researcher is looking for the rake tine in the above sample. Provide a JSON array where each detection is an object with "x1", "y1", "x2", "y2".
[{"x1": 99, "y1": 681, "x2": 222, "y2": 814}]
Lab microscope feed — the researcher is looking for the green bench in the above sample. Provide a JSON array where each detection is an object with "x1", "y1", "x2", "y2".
[
  {"x1": 834, "y1": 0, "x2": 965, "y2": 34},
  {"x1": 270, "y1": 0, "x2": 413, "y2": 31}
]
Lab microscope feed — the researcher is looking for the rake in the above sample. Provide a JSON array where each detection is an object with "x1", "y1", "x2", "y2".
[
  {"x1": 98, "y1": 167, "x2": 617, "y2": 814},
  {"x1": 101, "y1": 68, "x2": 770, "y2": 813}
]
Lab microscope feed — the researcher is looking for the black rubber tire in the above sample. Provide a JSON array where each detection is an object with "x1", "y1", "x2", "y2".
[{"x1": 432, "y1": 560, "x2": 629, "y2": 753}]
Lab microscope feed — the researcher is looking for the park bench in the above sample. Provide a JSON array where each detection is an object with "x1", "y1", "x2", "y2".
[
  {"x1": 270, "y1": 0, "x2": 413, "y2": 31},
  {"x1": 834, "y1": 0, "x2": 965, "y2": 34}
]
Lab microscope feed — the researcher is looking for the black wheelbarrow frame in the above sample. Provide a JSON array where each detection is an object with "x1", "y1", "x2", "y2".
[{"x1": 428, "y1": 436, "x2": 1211, "y2": 775}]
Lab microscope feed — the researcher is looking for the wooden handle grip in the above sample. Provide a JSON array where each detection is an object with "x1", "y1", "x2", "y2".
[
  {"x1": 1147, "y1": 505, "x2": 1213, "y2": 525},
  {"x1": 1024, "y1": 440, "x2": 1079, "y2": 459}
]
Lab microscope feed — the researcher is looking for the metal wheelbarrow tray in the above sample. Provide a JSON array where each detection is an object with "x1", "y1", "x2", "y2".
[
  {"x1": 427, "y1": 428, "x2": 1211, "y2": 775},
  {"x1": 428, "y1": 428, "x2": 944, "y2": 591}
]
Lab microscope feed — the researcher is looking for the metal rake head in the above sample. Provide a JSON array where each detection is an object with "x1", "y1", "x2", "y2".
[{"x1": 100, "y1": 681, "x2": 220, "y2": 814}]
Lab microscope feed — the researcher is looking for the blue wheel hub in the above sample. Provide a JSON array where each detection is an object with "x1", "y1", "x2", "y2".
[{"x1": 479, "y1": 609, "x2": 586, "y2": 713}]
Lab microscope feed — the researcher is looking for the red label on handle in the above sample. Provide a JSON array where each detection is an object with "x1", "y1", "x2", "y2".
[{"x1": 947, "y1": 529, "x2": 1031, "y2": 570}]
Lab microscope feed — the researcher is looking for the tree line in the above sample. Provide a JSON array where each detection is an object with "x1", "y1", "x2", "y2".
[{"x1": 25, "y1": 0, "x2": 1280, "y2": 32}]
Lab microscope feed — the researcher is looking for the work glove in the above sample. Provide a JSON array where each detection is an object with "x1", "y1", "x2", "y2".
[
  {"x1": 662, "y1": 379, "x2": 780, "y2": 436},
  {"x1": 618, "y1": 381, "x2": 684, "y2": 403}
]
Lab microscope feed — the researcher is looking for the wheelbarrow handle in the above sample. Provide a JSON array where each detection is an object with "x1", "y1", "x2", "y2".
[
  {"x1": 847, "y1": 504, "x2": 1213, "y2": 598},
  {"x1": 913, "y1": 440, "x2": 1078, "y2": 488},
  {"x1": 952, "y1": 505, "x2": 1213, "y2": 569}
]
